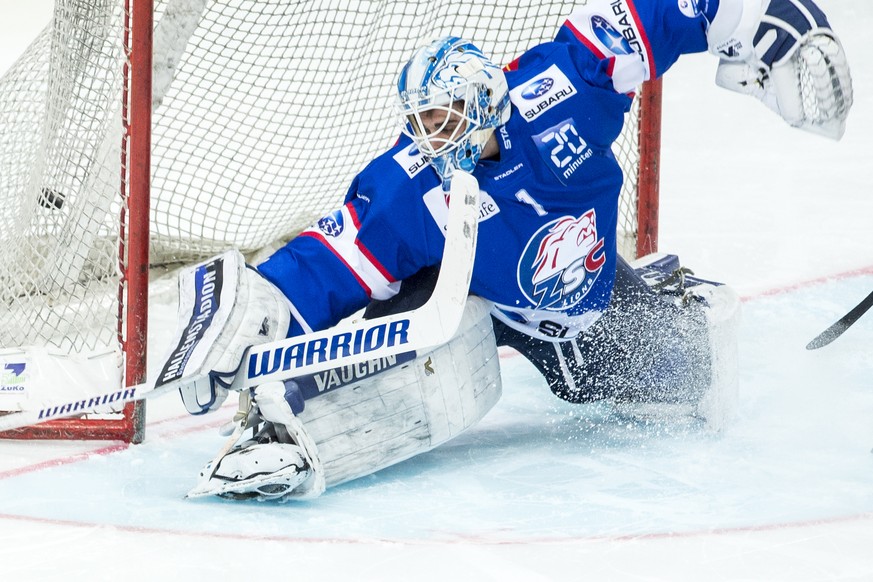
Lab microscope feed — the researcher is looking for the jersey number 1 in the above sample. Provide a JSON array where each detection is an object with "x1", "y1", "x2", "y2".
[{"x1": 515, "y1": 189, "x2": 547, "y2": 217}]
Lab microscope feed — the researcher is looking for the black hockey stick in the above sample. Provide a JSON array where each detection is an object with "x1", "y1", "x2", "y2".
[{"x1": 806, "y1": 290, "x2": 873, "y2": 350}]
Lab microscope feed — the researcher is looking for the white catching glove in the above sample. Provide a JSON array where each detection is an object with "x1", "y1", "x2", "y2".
[
  {"x1": 154, "y1": 250, "x2": 292, "y2": 415},
  {"x1": 707, "y1": 0, "x2": 853, "y2": 139}
]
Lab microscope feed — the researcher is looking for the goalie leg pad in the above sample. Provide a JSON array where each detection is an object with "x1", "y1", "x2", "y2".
[
  {"x1": 296, "y1": 295, "x2": 502, "y2": 489},
  {"x1": 499, "y1": 256, "x2": 714, "y2": 407},
  {"x1": 498, "y1": 255, "x2": 740, "y2": 430},
  {"x1": 188, "y1": 296, "x2": 501, "y2": 500}
]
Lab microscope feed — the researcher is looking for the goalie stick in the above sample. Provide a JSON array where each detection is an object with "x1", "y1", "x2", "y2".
[
  {"x1": 806, "y1": 289, "x2": 873, "y2": 350},
  {"x1": 0, "y1": 171, "x2": 481, "y2": 434}
]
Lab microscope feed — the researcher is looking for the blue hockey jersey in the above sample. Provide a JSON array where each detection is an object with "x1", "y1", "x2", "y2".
[{"x1": 258, "y1": 0, "x2": 716, "y2": 341}]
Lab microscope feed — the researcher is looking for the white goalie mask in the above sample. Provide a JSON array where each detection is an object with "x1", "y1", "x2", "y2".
[{"x1": 396, "y1": 36, "x2": 510, "y2": 185}]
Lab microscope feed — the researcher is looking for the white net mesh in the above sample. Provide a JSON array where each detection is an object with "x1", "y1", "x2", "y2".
[
  {"x1": 0, "y1": 0, "x2": 653, "y2": 359},
  {"x1": 0, "y1": 0, "x2": 125, "y2": 353}
]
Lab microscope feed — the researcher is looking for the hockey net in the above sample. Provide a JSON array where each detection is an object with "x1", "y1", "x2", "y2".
[{"x1": 0, "y1": 0, "x2": 659, "y2": 442}]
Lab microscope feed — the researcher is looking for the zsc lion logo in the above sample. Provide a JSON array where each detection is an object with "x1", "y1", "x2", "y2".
[{"x1": 518, "y1": 210, "x2": 606, "y2": 310}]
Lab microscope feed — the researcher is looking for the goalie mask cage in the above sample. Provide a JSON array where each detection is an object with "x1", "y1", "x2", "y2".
[{"x1": 0, "y1": 0, "x2": 660, "y2": 443}]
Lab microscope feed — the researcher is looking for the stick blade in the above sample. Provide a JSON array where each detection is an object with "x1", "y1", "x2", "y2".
[
  {"x1": 806, "y1": 290, "x2": 873, "y2": 350},
  {"x1": 806, "y1": 322, "x2": 849, "y2": 350}
]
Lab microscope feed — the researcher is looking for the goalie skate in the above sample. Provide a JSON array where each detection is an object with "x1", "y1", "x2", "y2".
[
  {"x1": 631, "y1": 253, "x2": 721, "y2": 299},
  {"x1": 187, "y1": 437, "x2": 312, "y2": 501},
  {"x1": 617, "y1": 253, "x2": 741, "y2": 431}
]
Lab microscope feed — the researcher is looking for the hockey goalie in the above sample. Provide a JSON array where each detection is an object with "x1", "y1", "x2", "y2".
[{"x1": 155, "y1": 0, "x2": 852, "y2": 501}]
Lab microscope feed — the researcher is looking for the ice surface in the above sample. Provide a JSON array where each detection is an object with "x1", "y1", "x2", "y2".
[{"x1": 1, "y1": 1, "x2": 872, "y2": 579}]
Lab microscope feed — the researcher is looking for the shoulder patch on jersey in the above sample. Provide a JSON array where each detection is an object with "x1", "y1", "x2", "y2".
[
  {"x1": 392, "y1": 142, "x2": 429, "y2": 178},
  {"x1": 422, "y1": 185, "x2": 499, "y2": 234},
  {"x1": 317, "y1": 209, "x2": 345, "y2": 237},
  {"x1": 509, "y1": 65, "x2": 577, "y2": 122}
]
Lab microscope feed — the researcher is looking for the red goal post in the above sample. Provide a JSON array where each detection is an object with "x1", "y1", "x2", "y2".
[
  {"x1": 637, "y1": 76, "x2": 662, "y2": 259},
  {"x1": 0, "y1": 0, "x2": 659, "y2": 443}
]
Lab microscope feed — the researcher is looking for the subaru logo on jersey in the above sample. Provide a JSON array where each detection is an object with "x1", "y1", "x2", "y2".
[
  {"x1": 318, "y1": 210, "x2": 344, "y2": 237},
  {"x1": 599, "y1": 0, "x2": 647, "y2": 64},
  {"x1": 590, "y1": 15, "x2": 633, "y2": 55},
  {"x1": 521, "y1": 77, "x2": 554, "y2": 100},
  {"x1": 517, "y1": 210, "x2": 606, "y2": 310},
  {"x1": 393, "y1": 142, "x2": 429, "y2": 178},
  {"x1": 508, "y1": 65, "x2": 577, "y2": 122}
]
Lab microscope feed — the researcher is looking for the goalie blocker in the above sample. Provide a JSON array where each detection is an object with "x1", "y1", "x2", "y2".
[{"x1": 156, "y1": 249, "x2": 293, "y2": 415}]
